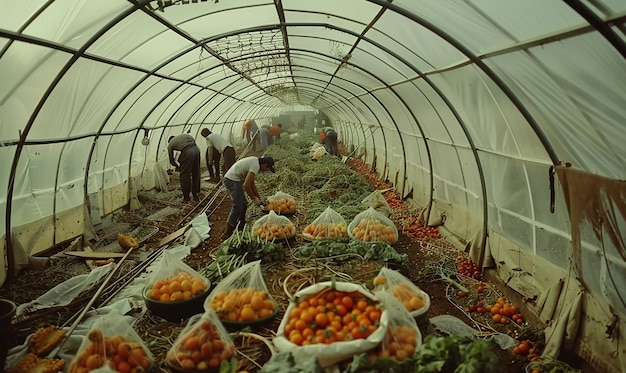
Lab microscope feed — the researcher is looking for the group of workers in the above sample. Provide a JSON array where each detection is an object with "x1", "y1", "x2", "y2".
[
  {"x1": 242, "y1": 119, "x2": 286, "y2": 151},
  {"x1": 166, "y1": 116, "x2": 338, "y2": 239}
]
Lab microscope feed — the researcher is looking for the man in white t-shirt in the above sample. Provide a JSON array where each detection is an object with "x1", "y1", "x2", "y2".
[
  {"x1": 201, "y1": 128, "x2": 236, "y2": 182},
  {"x1": 221, "y1": 156, "x2": 275, "y2": 239}
]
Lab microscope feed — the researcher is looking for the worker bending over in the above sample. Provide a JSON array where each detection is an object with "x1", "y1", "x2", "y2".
[
  {"x1": 242, "y1": 119, "x2": 260, "y2": 151},
  {"x1": 201, "y1": 128, "x2": 235, "y2": 182},
  {"x1": 221, "y1": 156, "x2": 275, "y2": 239},
  {"x1": 168, "y1": 133, "x2": 201, "y2": 202},
  {"x1": 320, "y1": 127, "x2": 338, "y2": 156}
]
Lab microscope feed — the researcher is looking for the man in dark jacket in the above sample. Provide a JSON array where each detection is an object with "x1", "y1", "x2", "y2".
[
  {"x1": 168, "y1": 133, "x2": 201, "y2": 202},
  {"x1": 321, "y1": 127, "x2": 338, "y2": 156}
]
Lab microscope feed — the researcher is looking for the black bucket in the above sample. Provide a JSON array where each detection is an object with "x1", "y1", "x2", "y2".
[{"x1": 0, "y1": 299, "x2": 16, "y2": 371}]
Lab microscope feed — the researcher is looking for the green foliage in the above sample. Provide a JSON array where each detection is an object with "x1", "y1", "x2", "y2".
[
  {"x1": 258, "y1": 352, "x2": 324, "y2": 373},
  {"x1": 295, "y1": 238, "x2": 409, "y2": 267},
  {"x1": 413, "y1": 335, "x2": 499, "y2": 373},
  {"x1": 344, "y1": 335, "x2": 500, "y2": 373},
  {"x1": 344, "y1": 354, "x2": 413, "y2": 373},
  {"x1": 219, "y1": 229, "x2": 285, "y2": 263}
]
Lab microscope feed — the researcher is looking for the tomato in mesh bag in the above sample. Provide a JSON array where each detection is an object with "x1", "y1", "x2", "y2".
[
  {"x1": 348, "y1": 207, "x2": 398, "y2": 244},
  {"x1": 166, "y1": 310, "x2": 236, "y2": 371},
  {"x1": 264, "y1": 191, "x2": 297, "y2": 214},
  {"x1": 204, "y1": 261, "x2": 278, "y2": 325},
  {"x1": 145, "y1": 251, "x2": 210, "y2": 303},
  {"x1": 68, "y1": 312, "x2": 153, "y2": 373},
  {"x1": 302, "y1": 206, "x2": 348, "y2": 240},
  {"x1": 364, "y1": 292, "x2": 422, "y2": 362},
  {"x1": 372, "y1": 267, "x2": 430, "y2": 317},
  {"x1": 252, "y1": 210, "x2": 296, "y2": 240}
]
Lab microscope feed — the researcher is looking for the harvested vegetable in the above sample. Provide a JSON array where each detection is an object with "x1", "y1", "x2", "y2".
[
  {"x1": 302, "y1": 206, "x2": 349, "y2": 240},
  {"x1": 204, "y1": 261, "x2": 278, "y2": 325},
  {"x1": 348, "y1": 207, "x2": 398, "y2": 244},
  {"x1": 220, "y1": 228, "x2": 286, "y2": 263},
  {"x1": 207, "y1": 287, "x2": 277, "y2": 322},
  {"x1": 68, "y1": 314, "x2": 153, "y2": 373},
  {"x1": 166, "y1": 310, "x2": 236, "y2": 371},
  {"x1": 264, "y1": 191, "x2": 298, "y2": 214},
  {"x1": 364, "y1": 293, "x2": 421, "y2": 362},
  {"x1": 273, "y1": 281, "x2": 387, "y2": 367},
  {"x1": 373, "y1": 267, "x2": 430, "y2": 317},
  {"x1": 146, "y1": 271, "x2": 207, "y2": 302},
  {"x1": 413, "y1": 335, "x2": 499, "y2": 373},
  {"x1": 361, "y1": 190, "x2": 392, "y2": 217},
  {"x1": 251, "y1": 211, "x2": 296, "y2": 240}
]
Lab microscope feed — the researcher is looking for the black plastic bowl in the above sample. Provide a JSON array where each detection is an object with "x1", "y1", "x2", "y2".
[{"x1": 143, "y1": 285, "x2": 211, "y2": 322}]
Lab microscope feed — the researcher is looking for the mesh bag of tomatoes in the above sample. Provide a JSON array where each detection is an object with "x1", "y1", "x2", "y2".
[
  {"x1": 204, "y1": 260, "x2": 278, "y2": 326},
  {"x1": 144, "y1": 251, "x2": 210, "y2": 303},
  {"x1": 273, "y1": 281, "x2": 388, "y2": 368},
  {"x1": 346, "y1": 292, "x2": 422, "y2": 368},
  {"x1": 302, "y1": 206, "x2": 349, "y2": 240},
  {"x1": 251, "y1": 210, "x2": 296, "y2": 240},
  {"x1": 372, "y1": 267, "x2": 431, "y2": 318},
  {"x1": 361, "y1": 190, "x2": 392, "y2": 217},
  {"x1": 348, "y1": 207, "x2": 398, "y2": 244},
  {"x1": 166, "y1": 310, "x2": 236, "y2": 372},
  {"x1": 263, "y1": 191, "x2": 297, "y2": 215},
  {"x1": 68, "y1": 313, "x2": 153, "y2": 373}
]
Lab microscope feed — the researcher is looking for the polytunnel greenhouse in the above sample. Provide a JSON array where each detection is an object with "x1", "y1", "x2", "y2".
[{"x1": 0, "y1": 1, "x2": 625, "y2": 372}]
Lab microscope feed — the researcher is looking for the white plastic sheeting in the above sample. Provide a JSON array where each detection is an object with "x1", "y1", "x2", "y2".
[{"x1": 1, "y1": 0, "x2": 625, "y2": 371}]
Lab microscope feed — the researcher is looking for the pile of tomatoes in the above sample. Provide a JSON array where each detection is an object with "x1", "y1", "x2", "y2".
[
  {"x1": 166, "y1": 318, "x2": 235, "y2": 371},
  {"x1": 399, "y1": 214, "x2": 442, "y2": 242},
  {"x1": 69, "y1": 329, "x2": 151, "y2": 373},
  {"x1": 303, "y1": 222, "x2": 349, "y2": 240},
  {"x1": 146, "y1": 271, "x2": 208, "y2": 303},
  {"x1": 351, "y1": 218, "x2": 398, "y2": 243},
  {"x1": 465, "y1": 295, "x2": 526, "y2": 327},
  {"x1": 367, "y1": 325, "x2": 419, "y2": 362},
  {"x1": 283, "y1": 288, "x2": 382, "y2": 346},
  {"x1": 456, "y1": 256, "x2": 481, "y2": 280},
  {"x1": 207, "y1": 287, "x2": 277, "y2": 323},
  {"x1": 383, "y1": 190, "x2": 405, "y2": 210},
  {"x1": 346, "y1": 158, "x2": 392, "y2": 190}
]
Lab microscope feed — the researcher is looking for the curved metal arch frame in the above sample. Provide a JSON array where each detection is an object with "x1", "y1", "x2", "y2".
[
  {"x1": 113, "y1": 43, "x2": 393, "y2": 165},
  {"x1": 204, "y1": 75, "x2": 376, "y2": 139},
  {"x1": 3, "y1": 1, "x2": 149, "y2": 278},
  {"x1": 176, "y1": 64, "x2": 381, "y2": 147},
  {"x1": 563, "y1": 0, "x2": 626, "y2": 59},
  {"x1": 5, "y1": 0, "x2": 600, "y2": 274},
  {"x1": 129, "y1": 45, "x2": 416, "y2": 193}
]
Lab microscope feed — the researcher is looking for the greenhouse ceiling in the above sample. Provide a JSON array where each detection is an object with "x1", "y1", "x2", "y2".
[{"x1": 1, "y1": 1, "x2": 625, "y2": 372}]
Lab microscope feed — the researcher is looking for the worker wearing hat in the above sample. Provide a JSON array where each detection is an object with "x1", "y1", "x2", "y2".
[{"x1": 221, "y1": 156, "x2": 276, "y2": 239}]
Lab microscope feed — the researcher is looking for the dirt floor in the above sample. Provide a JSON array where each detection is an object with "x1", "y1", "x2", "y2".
[{"x1": 0, "y1": 144, "x2": 536, "y2": 373}]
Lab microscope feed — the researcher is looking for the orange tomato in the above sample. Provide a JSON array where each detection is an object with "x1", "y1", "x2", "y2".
[
  {"x1": 315, "y1": 313, "x2": 329, "y2": 328},
  {"x1": 341, "y1": 296, "x2": 354, "y2": 308}
]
